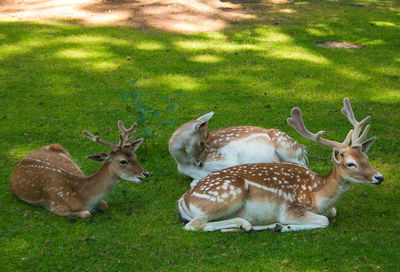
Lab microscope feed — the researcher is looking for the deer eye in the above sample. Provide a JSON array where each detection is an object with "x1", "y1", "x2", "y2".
[
  {"x1": 119, "y1": 160, "x2": 128, "y2": 166},
  {"x1": 346, "y1": 162, "x2": 357, "y2": 168},
  {"x1": 200, "y1": 142, "x2": 205, "y2": 147}
]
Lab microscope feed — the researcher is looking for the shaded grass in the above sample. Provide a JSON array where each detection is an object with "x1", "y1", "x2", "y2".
[{"x1": 0, "y1": 0, "x2": 400, "y2": 271}]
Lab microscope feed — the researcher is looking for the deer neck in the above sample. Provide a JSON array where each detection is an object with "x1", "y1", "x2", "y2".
[
  {"x1": 169, "y1": 139, "x2": 192, "y2": 165},
  {"x1": 315, "y1": 165, "x2": 351, "y2": 213},
  {"x1": 76, "y1": 163, "x2": 120, "y2": 200}
]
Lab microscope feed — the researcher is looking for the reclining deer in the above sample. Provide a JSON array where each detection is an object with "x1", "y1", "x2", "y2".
[
  {"x1": 11, "y1": 121, "x2": 149, "y2": 218},
  {"x1": 178, "y1": 98, "x2": 383, "y2": 232},
  {"x1": 169, "y1": 112, "x2": 307, "y2": 183}
]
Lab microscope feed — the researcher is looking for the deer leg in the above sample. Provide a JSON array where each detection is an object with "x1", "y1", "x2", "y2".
[
  {"x1": 49, "y1": 202, "x2": 91, "y2": 218},
  {"x1": 48, "y1": 190, "x2": 91, "y2": 218},
  {"x1": 205, "y1": 218, "x2": 252, "y2": 232},
  {"x1": 184, "y1": 200, "x2": 250, "y2": 232},
  {"x1": 251, "y1": 224, "x2": 283, "y2": 231},
  {"x1": 185, "y1": 206, "x2": 252, "y2": 232},
  {"x1": 184, "y1": 215, "x2": 252, "y2": 232},
  {"x1": 184, "y1": 215, "x2": 207, "y2": 231},
  {"x1": 220, "y1": 228, "x2": 245, "y2": 233},
  {"x1": 278, "y1": 210, "x2": 329, "y2": 232},
  {"x1": 97, "y1": 200, "x2": 108, "y2": 211},
  {"x1": 49, "y1": 203, "x2": 70, "y2": 216},
  {"x1": 178, "y1": 164, "x2": 212, "y2": 181},
  {"x1": 184, "y1": 175, "x2": 250, "y2": 232},
  {"x1": 69, "y1": 211, "x2": 91, "y2": 218},
  {"x1": 326, "y1": 207, "x2": 337, "y2": 219}
]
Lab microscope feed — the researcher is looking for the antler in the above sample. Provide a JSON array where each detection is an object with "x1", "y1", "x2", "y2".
[
  {"x1": 83, "y1": 120, "x2": 137, "y2": 149},
  {"x1": 117, "y1": 120, "x2": 137, "y2": 147},
  {"x1": 341, "y1": 97, "x2": 371, "y2": 147},
  {"x1": 287, "y1": 107, "x2": 353, "y2": 150},
  {"x1": 83, "y1": 130, "x2": 118, "y2": 149}
]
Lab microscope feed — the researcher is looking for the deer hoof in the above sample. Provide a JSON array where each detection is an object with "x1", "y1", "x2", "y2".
[
  {"x1": 246, "y1": 228, "x2": 258, "y2": 234},
  {"x1": 78, "y1": 211, "x2": 91, "y2": 219},
  {"x1": 270, "y1": 224, "x2": 283, "y2": 233},
  {"x1": 240, "y1": 220, "x2": 252, "y2": 232},
  {"x1": 98, "y1": 200, "x2": 108, "y2": 211}
]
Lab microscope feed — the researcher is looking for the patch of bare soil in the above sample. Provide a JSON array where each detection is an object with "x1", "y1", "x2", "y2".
[
  {"x1": 0, "y1": 0, "x2": 245, "y2": 33},
  {"x1": 315, "y1": 41, "x2": 365, "y2": 49},
  {"x1": 0, "y1": 0, "x2": 294, "y2": 33}
]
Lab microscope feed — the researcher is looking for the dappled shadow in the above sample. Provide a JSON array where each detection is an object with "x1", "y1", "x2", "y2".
[
  {"x1": 1, "y1": 1, "x2": 399, "y2": 176},
  {"x1": 0, "y1": 0, "x2": 301, "y2": 33},
  {"x1": 0, "y1": 0, "x2": 399, "y2": 270},
  {"x1": 0, "y1": 0, "x2": 247, "y2": 33}
]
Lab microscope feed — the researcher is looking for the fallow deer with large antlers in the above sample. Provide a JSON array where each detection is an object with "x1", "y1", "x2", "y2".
[
  {"x1": 169, "y1": 112, "x2": 307, "y2": 183},
  {"x1": 177, "y1": 98, "x2": 383, "y2": 232},
  {"x1": 11, "y1": 121, "x2": 149, "y2": 218}
]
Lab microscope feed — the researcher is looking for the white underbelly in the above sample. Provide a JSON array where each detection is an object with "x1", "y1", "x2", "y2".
[{"x1": 238, "y1": 200, "x2": 282, "y2": 225}]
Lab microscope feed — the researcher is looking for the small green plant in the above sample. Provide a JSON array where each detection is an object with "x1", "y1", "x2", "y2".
[{"x1": 121, "y1": 80, "x2": 181, "y2": 149}]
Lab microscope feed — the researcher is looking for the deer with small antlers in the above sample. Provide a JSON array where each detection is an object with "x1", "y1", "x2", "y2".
[
  {"x1": 169, "y1": 112, "x2": 307, "y2": 183},
  {"x1": 177, "y1": 98, "x2": 383, "y2": 232},
  {"x1": 11, "y1": 121, "x2": 149, "y2": 218}
]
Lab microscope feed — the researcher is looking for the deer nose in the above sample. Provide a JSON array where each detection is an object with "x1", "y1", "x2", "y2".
[
  {"x1": 143, "y1": 172, "x2": 150, "y2": 178},
  {"x1": 373, "y1": 173, "x2": 384, "y2": 184}
]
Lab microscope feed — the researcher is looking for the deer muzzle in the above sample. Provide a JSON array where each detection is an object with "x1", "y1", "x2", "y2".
[{"x1": 372, "y1": 173, "x2": 384, "y2": 185}]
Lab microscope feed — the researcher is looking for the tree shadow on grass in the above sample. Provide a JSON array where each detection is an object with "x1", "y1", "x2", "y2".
[{"x1": 0, "y1": 1, "x2": 399, "y2": 270}]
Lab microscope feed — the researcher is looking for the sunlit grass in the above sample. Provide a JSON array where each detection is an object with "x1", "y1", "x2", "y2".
[
  {"x1": 158, "y1": 74, "x2": 201, "y2": 91},
  {"x1": 189, "y1": 54, "x2": 223, "y2": 63},
  {"x1": 266, "y1": 47, "x2": 330, "y2": 64},
  {"x1": 7, "y1": 146, "x2": 39, "y2": 160},
  {"x1": 253, "y1": 28, "x2": 293, "y2": 42},
  {"x1": 0, "y1": 0, "x2": 399, "y2": 271},
  {"x1": 306, "y1": 26, "x2": 335, "y2": 37},
  {"x1": 174, "y1": 40, "x2": 260, "y2": 52},
  {"x1": 0, "y1": 44, "x2": 32, "y2": 60},
  {"x1": 135, "y1": 41, "x2": 166, "y2": 50},
  {"x1": 370, "y1": 21, "x2": 399, "y2": 28},
  {"x1": 334, "y1": 66, "x2": 370, "y2": 81},
  {"x1": 91, "y1": 60, "x2": 120, "y2": 70}
]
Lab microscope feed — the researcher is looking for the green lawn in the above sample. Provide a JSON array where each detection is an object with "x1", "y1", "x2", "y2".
[{"x1": 1, "y1": 0, "x2": 399, "y2": 271}]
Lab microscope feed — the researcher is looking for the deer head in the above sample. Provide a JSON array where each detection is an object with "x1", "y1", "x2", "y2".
[
  {"x1": 83, "y1": 121, "x2": 149, "y2": 183},
  {"x1": 175, "y1": 112, "x2": 213, "y2": 167},
  {"x1": 287, "y1": 98, "x2": 383, "y2": 186}
]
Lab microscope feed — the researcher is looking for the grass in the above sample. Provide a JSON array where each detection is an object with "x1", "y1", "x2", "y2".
[{"x1": 0, "y1": 0, "x2": 399, "y2": 271}]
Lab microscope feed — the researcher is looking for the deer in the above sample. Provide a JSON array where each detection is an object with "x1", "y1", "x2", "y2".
[
  {"x1": 10, "y1": 121, "x2": 149, "y2": 218},
  {"x1": 177, "y1": 98, "x2": 384, "y2": 232},
  {"x1": 169, "y1": 112, "x2": 307, "y2": 185}
]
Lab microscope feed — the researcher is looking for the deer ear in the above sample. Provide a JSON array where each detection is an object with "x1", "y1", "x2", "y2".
[
  {"x1": 361, "y1": 137, "x2": 376, "y2": 153},
  {"x1": 130, "y1": 138, "x2": 144, "y2": 152},
  {"x1": 196, "y1": 112, "x2": 214, "y2": 122},
  {"x1": 193, "y1": 112, "x2": 213, "y2": 132},
  {"x1": 86, "y1": 153, "x2": 109, "y2": 162},
  {"x1": 332, "y1": 148, "x2": 344, "y2": 164},
  {"x1": 193, "y1": 121, "x2": 208, "y2": 133}
]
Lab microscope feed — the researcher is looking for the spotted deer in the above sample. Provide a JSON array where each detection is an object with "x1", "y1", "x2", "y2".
[
  {"x1": 11, "y1": 121, "x2": 149, "y2": 218},
  {"x1": 177, "y1": 98, "x2": 383, "y2": 232},
  {"x1": 169, "y1": 112, "x2": 307, "y2": 183}
]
